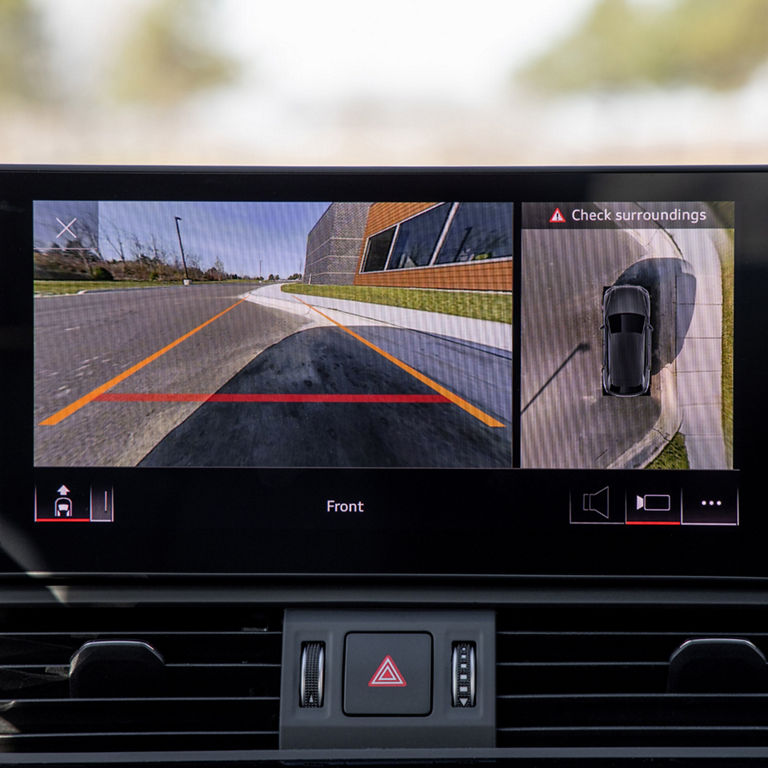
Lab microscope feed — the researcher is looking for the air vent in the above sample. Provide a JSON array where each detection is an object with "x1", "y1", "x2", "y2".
[
  {"x1": 497, "y1": 604, "x2": 768, "y2": 749},
  {"x1": 0, "y1": 604, "x2": 282, "y2": 752}
]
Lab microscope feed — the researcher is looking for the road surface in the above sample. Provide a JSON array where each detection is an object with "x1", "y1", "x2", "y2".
[
  {"x1": 35, "y1": 283, "x2": 511, "y2": 468},
  {"x1": 35, "y1": 283, "x2": 307, "y2": 466},
  {"x1": 140, "y1": 325, "x2": 511, "y2": 467}
]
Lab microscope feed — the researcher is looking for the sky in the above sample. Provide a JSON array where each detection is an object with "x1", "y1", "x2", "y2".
[{"x1": 35, "y1": 201, "x2": 332, "y2": 278}]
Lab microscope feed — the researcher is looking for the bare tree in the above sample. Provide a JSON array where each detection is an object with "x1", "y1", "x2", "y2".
[{"x1": 103, "y1": 220, "x2": 127, "y2": 262}]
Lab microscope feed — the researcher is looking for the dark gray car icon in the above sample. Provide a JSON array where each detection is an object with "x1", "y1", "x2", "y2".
[{"x1": 602, "y1": 285, "x2": 652, "y2": 397}]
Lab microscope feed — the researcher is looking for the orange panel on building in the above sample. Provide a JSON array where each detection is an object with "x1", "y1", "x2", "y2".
[
  {"x1": 353, "y1": 202, "x2": 513, "y2": 292},
  {"x1": 363, "y1": 202, "x2": 438, "y2": 238}
]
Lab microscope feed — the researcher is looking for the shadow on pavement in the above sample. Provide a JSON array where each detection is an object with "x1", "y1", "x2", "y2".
[
  {"x1": 614, "y1": 257, "x2": 695, "y2": 375},
  {"x1": 139, "y1": 325, "x2": 512, "y2": 468},
  {"x1": 521, "y1": 343, "x2": 590, "y2": 414}
]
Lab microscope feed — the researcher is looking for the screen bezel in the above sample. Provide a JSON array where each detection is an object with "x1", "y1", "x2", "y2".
[{"x1": 2, "y1": 166, "x2": 765, "y2": 577}]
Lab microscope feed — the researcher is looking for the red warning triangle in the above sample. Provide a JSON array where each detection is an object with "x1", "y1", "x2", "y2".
[
  {"x1": 368, "y1": 655, "x2": 407, "y2": 687},
  {"x1": 549, "y1": 207, "x2": 566, "y2": 223}
]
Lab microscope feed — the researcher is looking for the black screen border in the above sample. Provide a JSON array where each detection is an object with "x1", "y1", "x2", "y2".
[{"x1": 2, "y1": 166, "x2": 765, "y2": 578}]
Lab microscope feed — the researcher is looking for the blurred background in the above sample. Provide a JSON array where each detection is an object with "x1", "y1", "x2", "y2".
[{"x1": 1, "y1": 0, "x2": 767, "y2": 165}]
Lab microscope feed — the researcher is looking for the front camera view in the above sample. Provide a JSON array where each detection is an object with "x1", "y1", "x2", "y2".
[
  {"x1": 34, "y1": 201, "x2": 514, "y2": 468},
  {"x1": 521, "y1": 202, "x2": 734, "y2": 470}
]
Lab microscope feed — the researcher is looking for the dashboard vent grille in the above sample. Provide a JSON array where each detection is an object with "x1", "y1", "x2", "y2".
[
  {"x1": 497, "y1": 603, "x2": 768, "y2": 748},
  {"x1": 0, "y1": 604, "x2": 282, "y2": 752}
]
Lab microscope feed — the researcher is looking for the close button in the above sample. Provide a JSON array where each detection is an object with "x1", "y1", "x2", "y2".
[{"x1": 344, "y1": 633, "x2": 431, "y2": 715}]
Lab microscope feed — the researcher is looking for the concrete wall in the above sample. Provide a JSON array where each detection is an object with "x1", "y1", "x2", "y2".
[{"x1": 303, "y1": 203, "x2": 371, "y2": 286}]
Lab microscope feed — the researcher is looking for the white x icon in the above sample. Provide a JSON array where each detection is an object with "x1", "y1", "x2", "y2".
[{"x1": 55, "y1": 217, "x2": 77, "y2": 239}]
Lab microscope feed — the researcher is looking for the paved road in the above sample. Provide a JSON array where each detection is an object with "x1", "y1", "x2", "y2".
[
  {"x1": 36, "y1": 284, "x2": 511, "y2": 468},
  {"x1": 141, "y1": 325, "x2": 511, "y2": 468},
  {"x1": 35, "y1": 283, "x2": 310, "y2": 465},
  {"x1": 520, "y1": 228, "x2": 674, "y2": 468}
]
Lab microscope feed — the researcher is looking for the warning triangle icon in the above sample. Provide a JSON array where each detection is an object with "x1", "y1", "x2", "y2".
[
  {"x1": 549, "y1": 207, "x2": 566, "y2": 223},
  {"x1": 368, "y1": 655, "x2": 407, "y2": 687}
]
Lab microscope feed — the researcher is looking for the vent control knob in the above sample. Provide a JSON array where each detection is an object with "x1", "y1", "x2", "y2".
[
  {"x1": 300, "y1": 642, "x2": 325, "y2": 707},
  {"x1": 452, "y1": 641, "x2": 476, "y2": 707}
]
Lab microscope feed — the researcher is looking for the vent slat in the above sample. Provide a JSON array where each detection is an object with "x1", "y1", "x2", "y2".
[
  {"x1": 497, "y1": 726, "x2": 768, "y2": 748},
  {"x1": 496, "y1": 605, "x2": 768, "y2": 750},
  {"x1": 497, "y1": 632, "x2": 762, "y2": 662},
  {"x1": 498, "y1": 661, "x2": 668, "y2": 694},
  {"x1": 498, "y1": 693, "x2": 768, "y2": 727},
  {"x1": 0, "y1": 608, "x2": 282, "y2": 634},
  {"x1": 0, "y1": 633, "x2": 283, "y2": 665},
  {"x1": 497, "y1": 631, "x2": 768, "y2": 637},
  {"x1": 0, "y1": 605, "x2": 283, "y2": 753},
  {"x1": 0, "y1": 731, "x2": 278, "y2": 753},
  {"x1": 0, "y1": 697, "x2": 279, "y2": 733},
  {"x1": 0, "y1": 664, "x2": 281, "y2": 698},
  {"x1": 496, "y1": 605, "x2": 768, "y2": 633}
]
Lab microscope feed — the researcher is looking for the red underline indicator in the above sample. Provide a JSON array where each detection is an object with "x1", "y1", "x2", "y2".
[
  {"x1": 95, "y1": 393, "x2": 449, "y2": 403},
  {"x1": 625, "y1": 520, "x2": 681, "y2": 526}
]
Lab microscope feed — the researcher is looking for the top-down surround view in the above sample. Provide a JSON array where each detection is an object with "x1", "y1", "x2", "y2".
[{"x1": 521, "y1": 201, "x2": 733, "y2": 471}]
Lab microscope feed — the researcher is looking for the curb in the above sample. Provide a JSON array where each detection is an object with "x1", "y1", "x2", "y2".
[{"x1": 608, "y1": 364, "x2": 682, "y2": 469}]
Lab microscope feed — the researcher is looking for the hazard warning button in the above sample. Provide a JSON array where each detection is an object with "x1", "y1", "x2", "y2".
[{"x1": 344, "y1": 633, "x2": 431, "y2": 715}]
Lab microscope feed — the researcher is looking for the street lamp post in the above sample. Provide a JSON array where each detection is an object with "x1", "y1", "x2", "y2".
[{"x1": 174, "y1": 216, "x2": 190, "y2": 285}]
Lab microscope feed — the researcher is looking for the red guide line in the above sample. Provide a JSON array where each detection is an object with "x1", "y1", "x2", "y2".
[
  {"x1": 96, "y1": 393, "x2": 449, "y2": 403},
  {"x1": 35, "y1": 518, "x2": 92, "y2": 523},
  {"x1": 625, "y1": 521, "x2": 681, "y2": 526}
]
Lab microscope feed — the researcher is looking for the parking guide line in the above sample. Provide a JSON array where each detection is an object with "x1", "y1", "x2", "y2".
[
  {"x1": 96, "y1": 393, "x2": 449, "y2": 403},
  {"x1": 292, "y1": 296, "x2": 506, "y2": 428},
  {"x1": 39, "y1": 298, "x2": 248, "y2": 426}
]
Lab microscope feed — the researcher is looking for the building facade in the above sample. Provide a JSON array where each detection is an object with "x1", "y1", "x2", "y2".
[
  {"x1": 303, "y1": 203, "x2": 371, "y2": 286},
  {"x1": 353, "y1": 202, "x2": 514, "y2": 291}
]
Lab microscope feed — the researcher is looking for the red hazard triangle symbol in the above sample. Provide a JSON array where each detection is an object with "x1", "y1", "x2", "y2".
[
  {"x1": 549, "y1": 207, "x2": 566, "y2": 223},
  {"x1": 368, "y1": 655, "x2": 407, "y2": 687}
]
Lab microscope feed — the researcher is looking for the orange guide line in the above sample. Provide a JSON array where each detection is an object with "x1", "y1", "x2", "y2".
[
  {"x1": 292, "y1": 296, "x2": 506, "y2": 428},
  {"x1": 40, "y1": 298, "x2": 247, "y2": 426}
]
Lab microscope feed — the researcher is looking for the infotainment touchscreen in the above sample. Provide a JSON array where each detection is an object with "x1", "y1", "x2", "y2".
[{"x1": 0, "y1": 168, "x2": 764, "y2": 576}]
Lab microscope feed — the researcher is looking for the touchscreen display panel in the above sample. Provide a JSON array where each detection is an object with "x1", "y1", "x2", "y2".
[{"x1": 1, "y1": 167, "x2": 759, "y2": 576}]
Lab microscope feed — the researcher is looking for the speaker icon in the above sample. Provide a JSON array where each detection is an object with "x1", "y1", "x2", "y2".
[{"x1": 582, "y1": 486, "x2": 610, "y2": 519}]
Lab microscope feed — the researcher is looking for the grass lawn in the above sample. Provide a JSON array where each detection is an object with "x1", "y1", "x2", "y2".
[
  {"x1": 35, "y1": 280, "x2": 168, "y2": 295},
  {"x1": 646, "y1": 432, "x2": 689, "y2": 469},
  {"x1": 720, "y1": 231, "x2": 734, "y2": 466},
  {"x1": 34, "y1": 279, "x2": 262, "y2": 296},
  {"x1": 281, "y1": 284, "x2": 512, "y2": 324}
]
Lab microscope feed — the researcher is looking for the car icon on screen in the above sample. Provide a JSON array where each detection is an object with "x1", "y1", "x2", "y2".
[{"x1": 602, "y1": 285, "x2": 652, "y2": 397}]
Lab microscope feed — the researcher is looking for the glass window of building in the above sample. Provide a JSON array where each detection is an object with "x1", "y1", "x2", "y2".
[
  {"x1": 435, "y1": 202, "x2": 514, "y2": 264},
  {"x1": 387, "y1": 204, "x2": 450, "y2": 270},
  {"x1": 361, "y1": 227, "x2": 396, "y2": 272}
]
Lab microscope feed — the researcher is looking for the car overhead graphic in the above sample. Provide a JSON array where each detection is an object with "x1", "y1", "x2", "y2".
[{"x1": 602, "y1": 284, "x2": 652, "y2": 397}]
